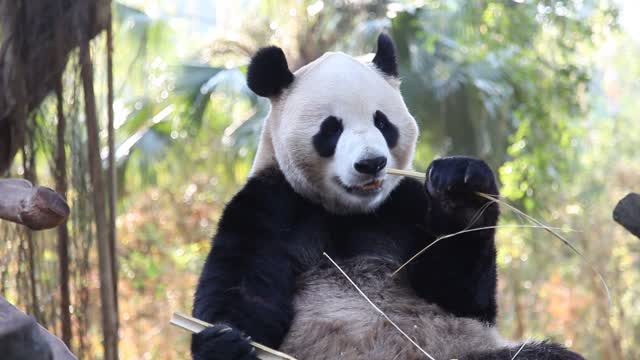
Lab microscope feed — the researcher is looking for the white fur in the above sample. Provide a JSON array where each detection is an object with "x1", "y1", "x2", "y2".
[{"x1": 250, "y1": 52, "x2": 418, "y2": 214}]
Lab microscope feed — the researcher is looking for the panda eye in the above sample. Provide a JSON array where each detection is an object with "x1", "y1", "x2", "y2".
[
  {"x1": 374, "y1": 110, "x2": 388, "y2": 130},
  {"x1": 320, "y1": 116, "x2": 343, "y2": 135}
]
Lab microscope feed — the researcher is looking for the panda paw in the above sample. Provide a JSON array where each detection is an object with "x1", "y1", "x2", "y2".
[
  {"x1": 191, "y1": 324, "x2": 259, "y2": 360},
  {"x1": 425, "y1": 156, "x2": 498, "y2": 212}
]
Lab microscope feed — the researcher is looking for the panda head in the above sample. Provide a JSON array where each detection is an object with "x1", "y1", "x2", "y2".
[{"x1": 248, "y1": 34, "x2": 418, "y2": 214}]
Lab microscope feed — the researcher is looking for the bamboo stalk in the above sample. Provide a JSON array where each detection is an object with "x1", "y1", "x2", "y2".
[
  {"x1": 80, "y1": 31, "x2": 118, "y2": 360},
  {"x1": 106, "y1": 4, "x2": 119, "y2": 327},
  {"x1": 170, "y1": 312, "x2": 298, "y2": 360},
  {"x1": 55, "y1": 75, "x2": 72, "y2": 348}
]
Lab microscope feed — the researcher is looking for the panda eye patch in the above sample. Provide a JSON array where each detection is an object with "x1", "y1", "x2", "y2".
[
  {"x1": 313, "y1": 116, "x2": 343, "y2": 158},
  {"x1": 373, "y1": 111, "x2": 399, "y2": 148},
  {"x1": 320, "y1": 116, "x2": 343, "y2": 135},
  {"x1": 374, "y1": 113, "x2": 386, "y2": 130}
]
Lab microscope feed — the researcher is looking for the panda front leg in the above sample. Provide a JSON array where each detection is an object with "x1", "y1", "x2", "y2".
[
  {"x1": 191, "y1": 177, "x2": 298, "y2": 360},
  {"x1": 463, "y1": 341, "x2": 585, "y2": 360},
  {"x1": 191, "y1": 235, "x2": 296, "y2": 360},
  {"x1": 407, "y1": 156, "x2": 500, "y2": 324}
]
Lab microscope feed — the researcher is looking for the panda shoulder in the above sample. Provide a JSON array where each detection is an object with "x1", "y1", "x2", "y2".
[{"x1": 221, "y1": 167, "x2": 297, "y2": 222}]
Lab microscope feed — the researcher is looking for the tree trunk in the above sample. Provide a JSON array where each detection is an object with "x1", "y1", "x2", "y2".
[
  {"x1": 22, "y1": 141, "x2": 41, "y2": 323},
  {"x1": 55, "y1": 78, "x2": 73, "y2": 349},
  {"x1": 511, "y1": 265, "x2": 525, "y2": 339},
  {"x1": 79, "y1": 31, "x2": 118, "y2": 360},
  {"x1": 26, "y1": 222, "x2": 38, "y2": 319},
  {"x1": 106, "y1": 5, "x2": 119, "y2": 329}
]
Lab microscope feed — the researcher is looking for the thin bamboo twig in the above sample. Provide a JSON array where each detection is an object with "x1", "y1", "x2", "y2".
[
  {"x1": 169, "y1": 312, "x2": 298, "y2": 360},
  {"x1": 323, "y1": 252, "x2": 437, "y2": 360},
  {"x1": 392, "y1": 224, "x2": 572, "y2": 276},
  {"x1": 475, "y1": 192, "x2": 612, "y2": 306},
  {"x1": 510, "y1": 338, "x2": 530, "y2": 360}
]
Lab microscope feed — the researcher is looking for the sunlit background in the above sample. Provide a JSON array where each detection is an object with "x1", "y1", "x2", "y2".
[{"x1": 2, "y1": 0, "x2": 640, "y2": 359}]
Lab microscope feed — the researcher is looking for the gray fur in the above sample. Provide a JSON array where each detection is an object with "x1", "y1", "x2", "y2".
[{"x1": 280, "y1": 257, "x2": 512, "y2": 359}]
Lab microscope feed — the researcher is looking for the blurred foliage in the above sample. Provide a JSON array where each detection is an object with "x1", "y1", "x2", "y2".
[{"x1": 2, "y1": 0, "x2": 640, "y2": 359}]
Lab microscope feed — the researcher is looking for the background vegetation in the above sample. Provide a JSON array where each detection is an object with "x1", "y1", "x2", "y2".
[{"x1": 1, "y1": 0, "x2": 639, "y2": 359}]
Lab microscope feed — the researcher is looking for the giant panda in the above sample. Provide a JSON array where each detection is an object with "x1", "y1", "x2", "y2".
[{"x1": 191, "y1": 34, "x2": 584, "y2": 360}]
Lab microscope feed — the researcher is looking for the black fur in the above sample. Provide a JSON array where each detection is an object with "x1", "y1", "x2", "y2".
[
  {"x1": 190, "y1": 157, "x2": 549, "y2": 360},
  {"x1": 374, "y1": 110, "x2": 399, "y2": 148},
  {"x1": 372, "y1": 33, "x2": 398, "y2": 77},
  {"x1": 312, "y1": 116, "x2": 343, "y2": 157},
  {"x1": 192, "y1": 325, "x2": 257, "y2": 360},
  {"x1": 463, "y1": 341, "x2": 585, "y2": 360},
  {"x1": 247, "y1": 46, "x2": 294, "y2": 98},
  {"x1": 408, "y1": 157, "x2": 499, "y2": 323},
  {"x1": 354, "y1": 156, "x2": 387, "y2": 175}
]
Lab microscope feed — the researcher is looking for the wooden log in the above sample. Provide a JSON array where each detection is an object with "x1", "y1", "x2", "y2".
[
  {"x1": 0, "y1": 296, "x2": 77, "y2": 359},
  {"x1": 0, "y1": 178, "x2": 70, "y2": 230},
  {"x1": 613, "y1": 192, "x2": 640, "y2": 239}
]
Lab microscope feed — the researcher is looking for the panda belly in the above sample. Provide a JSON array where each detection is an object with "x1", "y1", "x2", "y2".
[{"x1": 280, "y1": 256, "x2": 508, "y2": 360}]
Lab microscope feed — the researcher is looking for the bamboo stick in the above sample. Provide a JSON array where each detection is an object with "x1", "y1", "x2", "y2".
[
  {"x1": 170, "y1": 312, "x2": 298, "y2": 360},
  {"x1": 386, "y1": 168, "x2": 426, "y2": 181}
]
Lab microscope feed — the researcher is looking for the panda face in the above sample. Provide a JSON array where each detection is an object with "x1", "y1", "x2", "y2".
[
  {"x1": 249, "y1": 35, "x2": 418, "y2": 213},
  {"x1": 313, "y1": 110, "x2": 399, "y2": 193},
  {"x1": 277, "y1": 54, "x2": 417, "y2": 213},
  {"x1": 312, "y1": 109, "x2": 398, "y2": 210}
]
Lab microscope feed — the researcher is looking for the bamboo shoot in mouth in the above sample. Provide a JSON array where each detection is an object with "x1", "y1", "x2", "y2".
[{"x1": 386, "y1": 168, "x2": 426, "y2": 181}]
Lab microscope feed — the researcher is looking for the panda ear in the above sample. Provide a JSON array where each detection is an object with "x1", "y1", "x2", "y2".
[
  {"x1": 372, "y1": 33, "x2": 398, "y2": 78},
  {"x1": 247, "y1": 46, "x2": 294, "y2": 98}
]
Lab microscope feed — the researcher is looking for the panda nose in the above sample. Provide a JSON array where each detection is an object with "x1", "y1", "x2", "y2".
[{"x1": 354, "y1": 156, "x2": 387, "y2": 175}]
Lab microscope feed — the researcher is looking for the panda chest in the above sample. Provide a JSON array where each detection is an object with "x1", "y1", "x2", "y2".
[
  {"x1": 280, "y1": 239, "x2": 504, "y2": 360},
  {"x1": 287, "y1": 210, "x2": 411, "y2": 266},
  {"x1": 282, "y1": 257, "x2": 428, "y2": 356}
]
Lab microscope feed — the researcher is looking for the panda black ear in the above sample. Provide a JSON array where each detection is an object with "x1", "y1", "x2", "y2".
[
  {"x1": 247, "y1": 46, "x2": 294, "y2": 98},
  {"x1": 372, "y1": 33, "x2": 398, "y2": 77}
]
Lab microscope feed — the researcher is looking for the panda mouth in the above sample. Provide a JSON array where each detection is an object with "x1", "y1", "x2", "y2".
[{"x1": 336, "y1": 177, "x2": 384, "y2": 196}]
